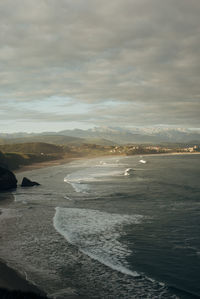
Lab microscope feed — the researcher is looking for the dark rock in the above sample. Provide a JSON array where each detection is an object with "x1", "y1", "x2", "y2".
[
  {"x1": 0, "y1": 288, "x2": 47, "y2": 299},
  {"x1": 21, "y1": 177, "x2": 40, "y2": 187},
  {"x1": 0, "y1": 167, "x2": 17, "y2": 191}
]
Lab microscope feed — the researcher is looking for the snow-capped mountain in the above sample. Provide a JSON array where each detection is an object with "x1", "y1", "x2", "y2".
[
  {"x1": 58, "y1": 127, "x2": 200, "y2": 144},
  {"x1": 0, "y1": 127, "x2": 200, "y2": 145}
]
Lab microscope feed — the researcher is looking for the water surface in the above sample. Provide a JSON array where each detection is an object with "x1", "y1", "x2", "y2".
[{"x1": 0, "y1": 154, "x2": 199, "y2": 298}]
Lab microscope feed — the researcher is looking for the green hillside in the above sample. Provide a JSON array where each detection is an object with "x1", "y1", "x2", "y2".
[
  {"x1": 0, "y1": 142, "x2": 64, "y2": 154},
  {"x1": 0, "y1": 142, "x2": 66, "y2": 170},
  {"x1": 0, "y1": 151, "x2": 65, "y2": 170}
]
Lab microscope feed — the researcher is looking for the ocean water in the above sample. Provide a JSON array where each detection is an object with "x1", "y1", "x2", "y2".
[{"x1": 0, "y1": 154, "x2": 200, "y2": 298}]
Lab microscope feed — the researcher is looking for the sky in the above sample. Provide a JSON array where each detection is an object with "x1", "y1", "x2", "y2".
[{"x1": 0, "y1": 0, "x2": 200, "y2": 132}]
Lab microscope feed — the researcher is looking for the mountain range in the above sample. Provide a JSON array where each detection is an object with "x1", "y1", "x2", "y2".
[{"x1": 0, "y1": 127, "x2": 200, "y2": 145}]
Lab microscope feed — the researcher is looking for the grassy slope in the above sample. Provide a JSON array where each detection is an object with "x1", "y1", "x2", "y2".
[
  {"x1": 0, "y1": 142, "x2": 66, "y2": 170},
  {"x1": 0, "y1": 142, "x2": 64, "y2": 154},
  {"x1": 0, "y1": 141, "x2": 114, "y2": 170}
]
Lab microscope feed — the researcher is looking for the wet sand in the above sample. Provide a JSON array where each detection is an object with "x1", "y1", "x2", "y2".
[
  {"x1": 15, "y1": 156, "x2": 77, "y2": 173},
  {"x1": 0, "y1": 172, "x2": 87, "y2": 299},
  {"x1": 1, "y1": 157, "x2": 87, "y2": 298},
  {"x1": 0, "y1": 193, "x2": 46, "y2": 297},
  {"x1": 0, "y1": 260, "x2": 46, "y2": 295}
]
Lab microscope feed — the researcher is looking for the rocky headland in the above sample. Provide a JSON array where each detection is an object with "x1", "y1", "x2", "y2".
[{"x1": 0, "y1": 167, "x2": 17, "y2": 191}]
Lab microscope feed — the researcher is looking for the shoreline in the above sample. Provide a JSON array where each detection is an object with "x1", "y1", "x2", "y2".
[
  {"x1": 15, "y1": 151, "x2": 200, "y2": 174},
  {"x1": 0, "y1": 162, "x2": 88, "y2": 299},
  {"x1": 140, "y1": 151, "x2": 200, "y2": 158},
  {"x1": 0, "y1": 259, "x2": 46, "y2": 297},
  {"x1": 0, "y1": 192, "x2": 48, "y2": 298},
  {"x1": 0, "y1": 257, "x2": 85, "y2": 298},
  {"x1": 15, "y1": 156, "x2": 78, "y2": 173},
  {"x1": 1, "y1": 151, "x2": 199, "y2": 298}
]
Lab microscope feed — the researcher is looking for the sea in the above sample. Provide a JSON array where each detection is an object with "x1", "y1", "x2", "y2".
[{"x1": 0, "y1": 154, "x2": 200, "y2": 298}]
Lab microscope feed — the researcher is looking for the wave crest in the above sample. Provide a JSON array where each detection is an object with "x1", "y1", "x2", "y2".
[{"x1": 53, "y1": 208, "x2": 143, "y2": 277}]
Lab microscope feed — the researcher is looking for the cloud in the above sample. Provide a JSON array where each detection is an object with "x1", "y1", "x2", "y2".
[{"x1": 0, "y1": 0, "x2": 200, "y2": 129}]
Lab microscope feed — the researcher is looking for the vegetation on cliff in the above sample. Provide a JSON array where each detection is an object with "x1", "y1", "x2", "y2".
[
  {"x1": 0, "y1": 141, "x2": 199, "y2": 171},
  {"x1": 0, "y1": 143, "x2": 65, "y2": 170}
]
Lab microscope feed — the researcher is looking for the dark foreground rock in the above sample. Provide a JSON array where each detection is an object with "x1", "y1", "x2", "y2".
[
  {"x1": 21, "y1": 177, "x2": 40, "y2": 187},
  {"x1": 0, "y1": 167, "x2": 17, "y2": 191},
  {"x1": 0, "y1": 288, "x2": 47, "y2": 299}
]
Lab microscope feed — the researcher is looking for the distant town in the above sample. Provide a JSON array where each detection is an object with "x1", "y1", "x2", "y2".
[
  {"x1": 0, "y1": 141, "x2": 199, "y2": 171},
  {"x1": 108, "y1": 144, "x2": 200, "y2": 155}
]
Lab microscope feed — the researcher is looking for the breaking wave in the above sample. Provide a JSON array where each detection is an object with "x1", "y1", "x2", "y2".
[
  {"x1": 124, "y1": 168, "x2": 134, "y2": 176},
  {"x1": 64, "y1": 166, "x2": 123, "y2": 193},
  {"x1": 53, "y1": 208, "x2": 144, "y2": 277}
]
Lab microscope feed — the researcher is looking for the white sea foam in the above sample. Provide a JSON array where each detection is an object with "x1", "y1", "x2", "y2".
[
  {"x1": 64, "y1": 195, "x2": 72, "y2": 201},
  {"x1": 124, "y1": 168, "x2": 134, "y2": 176},
  {"x1": 139, "y1": 159, "x2": 147, "y2": 164},
  {"x1": 71, "y1": 182, "x2": 90, "y2": 193},
  {"x1": 64, "y1": 167, "x2": 123, "y2": 193},
  {"x1": 53, "y1": 207, "x2": 143, "y2": 277}
]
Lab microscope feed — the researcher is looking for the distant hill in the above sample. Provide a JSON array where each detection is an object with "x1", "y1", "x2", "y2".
[
  {"x1": 0, "y1": 134, "x2": 117, "y2": 146},
  {"x1": 0, "y1": 142, "x2": 64, "y2": 154},
  {"x1": 0, "y1": 135, "x2": 83, "y2": 145},
  {"x1": 0, "y1": 142, "x2": 67, "y2": 170},
  {"x1": 0, "y1": 141, "x2": 115, "y2": 170}
]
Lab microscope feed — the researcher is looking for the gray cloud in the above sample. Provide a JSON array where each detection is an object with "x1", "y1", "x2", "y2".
[{"x1": 0, "y1": 0, "x2": 200, "y2": 128}]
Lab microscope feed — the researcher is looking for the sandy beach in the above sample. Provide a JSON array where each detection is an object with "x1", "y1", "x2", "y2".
[
  {"x1": 0, "y1": 190, "x2": 89, "y2": 299},
  {"x1": 0, "y1": 153, "x2": 80, "y2": 297},
  {"x1": 15, "y1": 151, "x2": 200, "y2": 174},
  {"x1": 0, "y1": 160, "x2": 88, "y2": 298},
  {"x1": 15, "y1": 156, "x2": 77, "y2": 173},
  {"x1": 0, "y1": 192, "x2": 47, "y2": 298},
  {"x1": 0, "y1": 257, "x2": 86, "y2": 299},
  {"x1": 0, "y1": 260, "x2": 46, "y2": 296}
]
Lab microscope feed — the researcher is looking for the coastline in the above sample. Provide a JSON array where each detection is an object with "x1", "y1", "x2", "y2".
[
  {"x1": 15, "y1": 156, "x2": 78, "y2": 173},
  {"x1": 15, "y1": 151, "x2": 200, "y2": 174},
  {"x1": 0, "y1": 193, "x2": 47, "y2": 298},
  {"x1": 0, "y1": 152, "x2": 199, "y2": 298},
  {"x1": 0, "y1": 161, "x2": 88, "y2": 299},
  {"x1": 140, "y1": 151, "x2": 200, "y2": 158},
  {"x1": 0, "y1": 259, "x2": 46, "y2": 297}
]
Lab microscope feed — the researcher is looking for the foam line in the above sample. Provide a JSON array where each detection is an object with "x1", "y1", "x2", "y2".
[{"x1": 53, "y1": 207, "x2": 143, "y2": 277}]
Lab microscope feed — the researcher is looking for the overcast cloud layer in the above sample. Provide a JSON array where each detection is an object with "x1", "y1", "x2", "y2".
[{"x1": 0, "y1": 0, "x2": 200, "y2": 131}]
